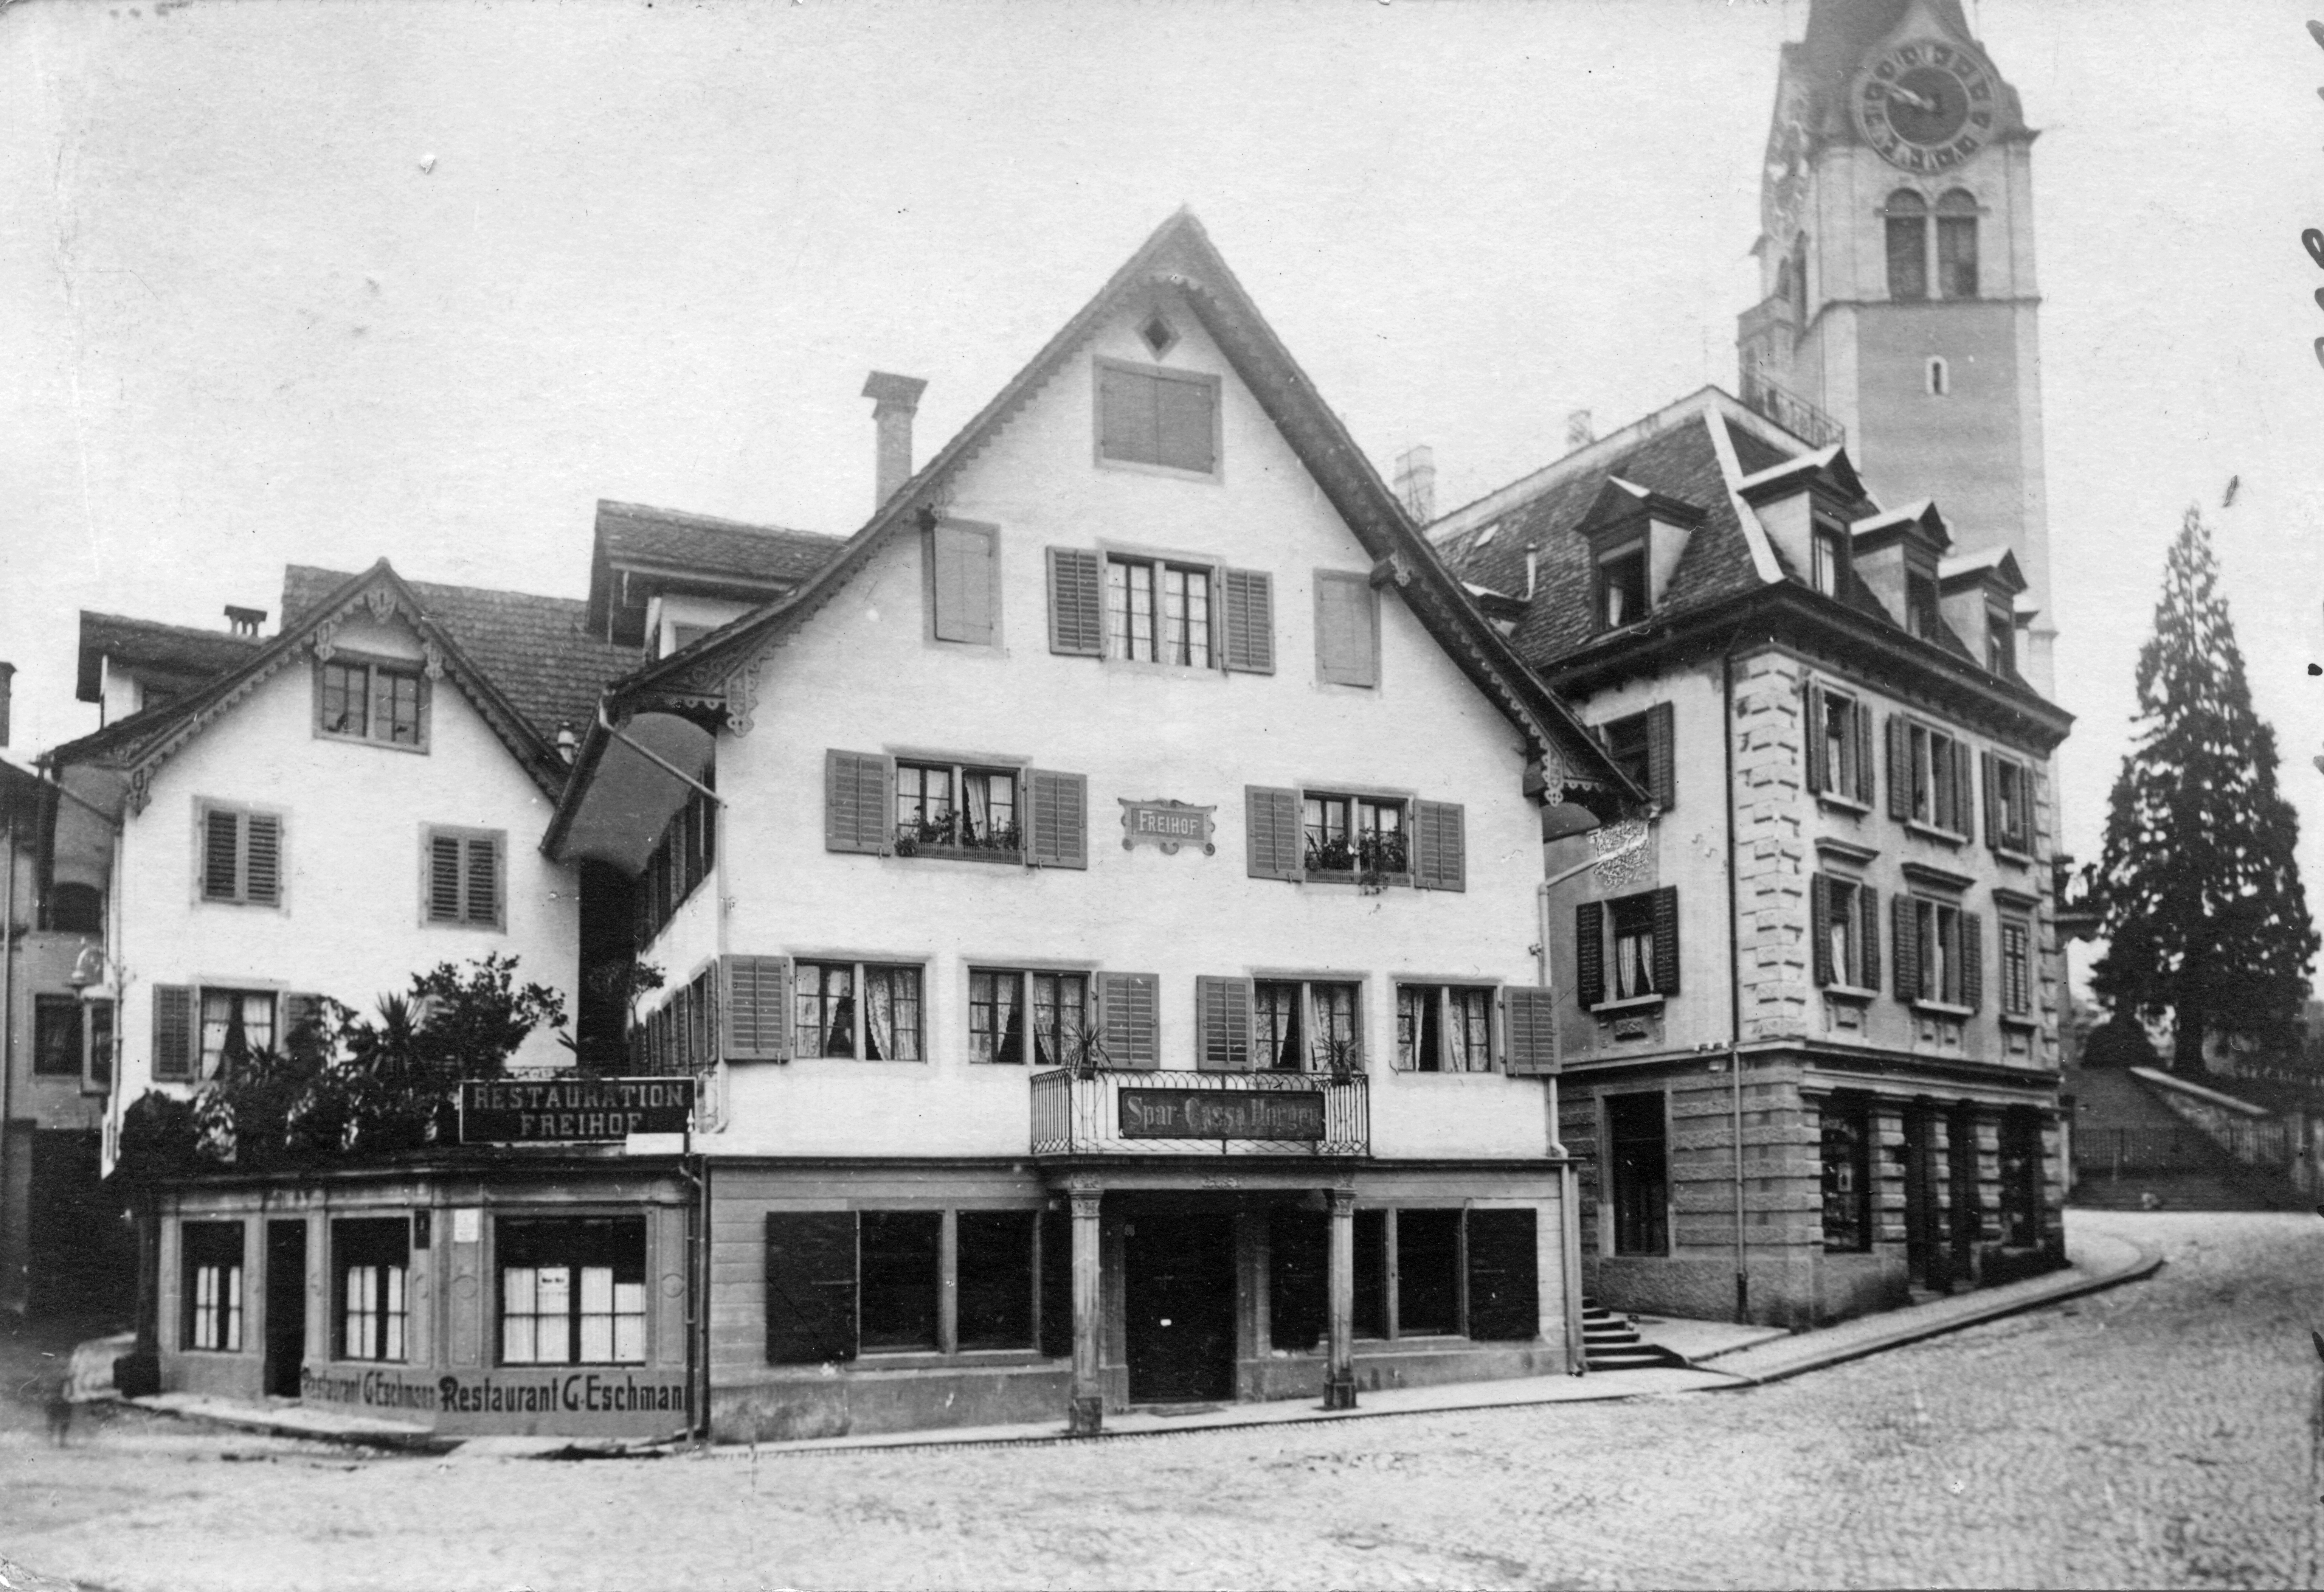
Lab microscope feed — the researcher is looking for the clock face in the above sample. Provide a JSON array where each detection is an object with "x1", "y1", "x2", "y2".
[{"x1": 1854, "y1": 39, "x2": 1998, "y2": 172}]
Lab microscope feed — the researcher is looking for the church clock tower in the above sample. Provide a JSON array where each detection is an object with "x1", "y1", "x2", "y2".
[{"x1": 1738, "y1": 0, "x2": 2053, "y2": 692}]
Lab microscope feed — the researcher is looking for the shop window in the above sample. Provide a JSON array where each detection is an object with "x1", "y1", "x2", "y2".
[
  {"x1": 1302, "y1": 793, "x2": 1407, "y2": 879},
  {"x1": 200, "y1": 989, "x2": 277, "y2": 1078},
  {"x1": 792, "y1": 961, "x2": 923, "y2": 1060},
  {"x1": 1395, "y1": 1209, "x2": 1462, "y2": 1336},
  {"x1": 895, "y1": 761, "x2": 1020, "y2": 859},
  {"x1": 33, "y1": 996, "x2": 81, "y2": 1077},
  {"x1": 1466, "y1": 1209, "x2": 1539, "y2": 1342},
  {"x1": 335, "y1": 1219, "x2": 409, "y2": 1363},
  {"x1": 858, "y1": 1211, "x2": 942, "y2": 1353},
  {"x1": 1096, "y1": 359, "x2": 1217, "y2": 475},
  {"x1": 1268, "y1": 1208, "x2": 1327, "y2": 1352},
  {"x1": 1820, "y1": 1104, "x2": 1872, "y2": 1252},
  {"x1": 1394, "y1": 983, "x2": 1494, "y2": 1073},
  {"x1": 1352, "y1": 1209, "x2": 1388, "y2": 1338},
  {"x1": 1607, "y1": 1093, "x2": 1669, "y2": 1256},
  {"x1": 968, "y1": 969, "x2": 1089, "y2": 1066},
  {"x1": 181, "y1": 1221, "x2": 245, "y2": 1352},
  {"x1": 1998, "y1": 1112, "x2": 2043, "y2": 1247},
  {"x1": 955, "y1": 1211, "x2": 1036, "y2": 1352},
  {"x1": 497, "y1": 1217, "x2": 646, "y2": 1365},
  {"x1": 1254, "y1": 979, "x2": 1361, "y2": 1073},
  {"x1": 316, "y1": 656, "x2": 426, "y2": 749}
]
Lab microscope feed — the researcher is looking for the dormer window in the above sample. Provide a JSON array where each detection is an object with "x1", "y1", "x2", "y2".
[
  {"x1": 1596, "y1": 545, "x2": 1648, "y2": 631},
  {"x1": 1986, "y1": 604, "x2": 2015, "y2": 674},
  {"x1": 1812, "y1": 525, "x2": 1847, "y2": 596},
  {"x1": 1905, "y1": 570, "x2": 1942, "y2": 641}
]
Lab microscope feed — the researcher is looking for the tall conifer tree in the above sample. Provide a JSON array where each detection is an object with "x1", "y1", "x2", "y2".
[{"x1": 2091, "y1": 509, "x2": 2316, "y2": 1070}]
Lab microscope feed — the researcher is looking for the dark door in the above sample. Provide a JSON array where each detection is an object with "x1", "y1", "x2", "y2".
[
  {"x1": 1124, "y1": 1214, "x2": 1235, "y2": 1404},
  {"x1": 1902, "y1": 1108, "x2": 1939, "y2": 1289},
  {"x1": 265, "y1": 1221, "x2": 307, "y2": 1399}
]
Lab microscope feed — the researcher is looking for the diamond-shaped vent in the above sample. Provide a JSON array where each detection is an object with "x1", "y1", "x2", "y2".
[{"x1": 1140, "y1": 313, "x2": 1178, "y2": 359}]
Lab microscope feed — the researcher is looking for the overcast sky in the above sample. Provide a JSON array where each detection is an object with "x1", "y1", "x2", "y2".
[{"x1": 3, "y1": 0, "x2": 2320, "y2": 1000}]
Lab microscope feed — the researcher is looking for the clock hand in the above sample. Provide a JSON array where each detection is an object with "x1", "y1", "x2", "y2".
[{"x1": 1887, "y1": 85, "x2": 1936, "y2": 113}]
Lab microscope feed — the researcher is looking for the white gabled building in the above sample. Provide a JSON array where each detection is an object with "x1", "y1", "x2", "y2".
[{"x1": 540, "y1": 210, "x2": 1641, "y2": 1440}]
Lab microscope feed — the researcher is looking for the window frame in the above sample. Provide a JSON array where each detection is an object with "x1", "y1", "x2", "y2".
[
  {"x1": 894, "y1": 759, "x2": 1023, "y2": 862},
  {"x1": 83, "y1": 997, "x2": 115, "y2": 1095},
  {"x1": 421, "y1": 824, "x2": 507, "y2": 930},
  {"x1": 1913, "y1": 896, "x2": 1966, "y2": 1007},
  {"x1": 1812, "y1": 684, "x2": 1871, "y2": 807},
  {"x1": 1593, "y1": 542, "x2": 1649, "y2": 632},
  {"x1": 1985, "y1": 604, "x2": 2015, "y2": 674},
  {"x1": 1812, "y1": 523, "x2": 1849, "y2": 595},
  {"x1": 180, "y1": 1220, "x2": 246, "y2": 1353},
  {"x1": 313, "y1": 652, "x2": 430, "y2": 753},
  {"x1": 1905, "y1": 568, "x2": 1944, "y2": 641},
  {"x1": 333, "y1": 1217, "x2": 411, "y2": 1364},
  {"x1": 966, "y1": 966, "x2": 1092, "y2": 1067},
  {"x1": 856, "y1": 1210, "x2": 944, "y2": 1355},
  {"x1": 198, "y1": 987, "x2": 279, "y2": 1079},
  {"x1": 1252, "y1": 976, "x2": 1364, "y2": 1073},
  {"x1": 636, "y1": 779, "x2": 717, "y2": 942},
  {"x1": 1300, "y1": 791, "x2": 1410, "y2": 884},
  {"x1": 1884, "y1": 190, "x2": 1929, "y2": 301},
  {"x1": 1934, "y1": 188, "x2": 1980, "y2": 300},
  {"x1": 1990, "y1": 753, "x2": 2035, "y2": 855},
  {"x1": 1393, "y1": 981, "x2": 1499, "y2": 1074},
  {"x1": 495, "y1": 1215, "x2": 649, "y2": 1368},
  {"x1": 1998, "y1": 913, "x2": 2035, "y2": 1021},
  {"x1": 791, "y1": 958, "x2": 927, "y2": 1062},
  {"x1": 1092, "y1": 356, "x2": 1223, "y2": 482},
  {"x1": 1905, "y1": 722, "x2": 1970, "y2": 836},
  {"x1": 1819, "y1": 1102, "x2": 1874, "y2": 1253},
  {"x1": 32, "y1": 994, "x2": 83, "y2": 1078},
  {"x1": 195, "y1": 800, "x2": 285, "y2": 910},
  {"x1": 1605, "y1": 1091, "x2": 1670, "y2": 1257},
  {"x1": 1821, "y1": 874, "x2": 1867, "y2": 989}
]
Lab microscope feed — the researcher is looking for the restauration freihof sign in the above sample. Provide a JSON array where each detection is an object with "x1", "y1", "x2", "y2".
[
  {"x1": 458, "y1": 1077, "x2": 695, "y2": 1144},
  {"x1": 1118, "y1": 1088, "x2": 1326, "y2": 1141}
]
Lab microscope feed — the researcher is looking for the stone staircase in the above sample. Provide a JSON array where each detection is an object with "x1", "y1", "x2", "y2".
[
  {"x1": 1581, "y1": 1297, "x2": 1690, "y2": 1372},
  {"x1": 2066, "y1": 1066, "x2": 2306, "y2": 1211}
]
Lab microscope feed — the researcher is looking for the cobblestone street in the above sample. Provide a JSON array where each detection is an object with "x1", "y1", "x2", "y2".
[{"x1": 3, "y1": 1211, "x2": 2316, "y2": 1591}]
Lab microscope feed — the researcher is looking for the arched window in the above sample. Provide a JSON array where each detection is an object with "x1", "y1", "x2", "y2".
[
  {"x1": 1789, "y1": 233, "x2": 1810, "y2": 321},
  {"x1": 1883, "y1": 191, "x2": 1928, "y2": 301},
  {"x1": 1935, "y1": 189, "x2": 1979, "y2": 299},
  {"x1": 1774, "y1": 258, "x2": 1793, "y2": 312},
  {"x1": 1926, "y1": 356, "x2": 1950, "y2": 397}
]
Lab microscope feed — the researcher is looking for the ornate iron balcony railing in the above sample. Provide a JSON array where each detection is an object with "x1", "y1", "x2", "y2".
[
  {"x1": 1740, "y1": 377, "x2": 1845, "y2": 450},
  {"x1": 1030, "y1": 1067, "x2": 1370, "y2": 1158}
]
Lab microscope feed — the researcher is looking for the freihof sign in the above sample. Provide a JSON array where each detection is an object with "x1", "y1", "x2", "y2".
[
  {"x1": 1118, "y1": 798, "x2": 1217, "y2": 856},
  {"x1": 458, "y1": 1078, "x2": 695, "y2": 1143}
]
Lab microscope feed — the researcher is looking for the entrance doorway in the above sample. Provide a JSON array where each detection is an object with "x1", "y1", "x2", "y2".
[
  {"x1": 265, "y1": 1221, "x2": 307, "y2": 1399},
  {"x1": 1902, "y1": 1108, "x2": 1942, "y2": 1290},
  {"x1": 1124, "y1": 1213, "x2": 1235, "y2": 1404}
]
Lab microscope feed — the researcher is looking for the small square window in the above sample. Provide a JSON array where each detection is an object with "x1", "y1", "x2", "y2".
[
  {"x1": 318, "y1": 658, "x2": 427, "y2": 750},
  {"x1": 1139, "y1": 313, "x2": 1178, "y2": 359}
]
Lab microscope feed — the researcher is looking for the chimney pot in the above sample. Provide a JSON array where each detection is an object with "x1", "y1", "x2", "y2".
[
  {"x1": 862, "y1": 371, "x2": 929, "y2": 510},
  {"x1": 224, "y1": 605, "x2": 266, "y2": 638},
  {"x1": 1525, "y1": 545, "x2": 1541, "y2": 600}
]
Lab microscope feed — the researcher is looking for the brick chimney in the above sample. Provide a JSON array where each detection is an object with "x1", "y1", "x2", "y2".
[
  {"x1": 0, "y1": 661, "x2": 13, "y2": 748},
  {"x1": 1392, "y1": 446, "x2": 1436, "y2": 523},
  {"x1": 862, "y1": 371, "x2": 929, "y2": 509}
]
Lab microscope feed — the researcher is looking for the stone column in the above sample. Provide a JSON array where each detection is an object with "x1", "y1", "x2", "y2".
[
  {"x1": 1068, "y1": 1187, "x2": 1104, "y2": 1435},
  {"x1": 1325, "y1": 1188, "x2": 1357, "y2": 1411}
]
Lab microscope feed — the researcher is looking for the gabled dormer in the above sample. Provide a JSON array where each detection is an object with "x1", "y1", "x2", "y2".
[
  {"x1": 1939, "y1": 544, "x2": 2029, "y2": 677},
  {"x1": 1733, "y1": 443, "x2": 1869, "y2": 596},
  {"x1": 1573, "y1": 477, "x2": 1706, "y2": 633},
  {"x1": 1850, "y1": 499, "x2": 1952, "y2": 643},
  {"x1": 586, "y1": 501, "x2": 848, "y2": 653}
]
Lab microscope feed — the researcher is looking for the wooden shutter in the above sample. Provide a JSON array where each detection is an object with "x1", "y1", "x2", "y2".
[
  {"x1": 1893, "y1": 895, "x2": 1921, "y2": 1002},
  {"x1": 764, "y1": 1212, "x2": 858, "y2": 1365},
  {"x1": 1413, "y1": 801, "x2": 1466, "y2": 892},
  {"x1": 1810, "y1": 875, "x2": 1834, "y2": 986},
  {"x1": 201, "y1": 809, "x2": 240, "y2": 901},
  {"x1": 931, "y1": 522, "x2": 996, "y2": 645},
  {"x1": 1221, "y1": 568, "x2": 1275, "y2": 674},
  {"x1": 1645, "y1": 702, "x2": 1675, "y2": 811},
  {"x1": 723, "y1": 955, "x2": 791, "y2": 1062},
  {"x1": 1027, "y1": 770, "x2": 1088, "y2": 870},
  {"x1": 1980, "y1": 752, "x2": 2000, "y2": 853},
  {"x1": 1961, "y1": 912, "x2": 1984, "y2": 1012},
  {"x1": 1037, "y1": 1207, "x2": 1074, "y2": 1359},
  {"x1": 1097, "y1": 972, "x2": 1160, "y2": 1070},
  {"x1": 1859, "y1": 884, "x2": 1881, "y2": 994},
  {"x1": 427, "y1": 834, "x2": 463, "y2": 921},
  {"x1": 465, "y1": 836, "x2": 501, "y2": 926},
  {"x1": 1046, "y1": 548, "x2": 1104, "y2": 657},
  {"x1": 1194, "y1": 976, "x2": 1254, "y2": 1072},
  {"x1": 1573, "y1": 901, "x2": 1605, "y2": 1011},
  {"x1": 1855, "y1": 701, "x2": 1877, "y2": 805},
  {"x1": 1097, "y1": 363, "x2": 1159, "y2": 464},
  {"x1": 1154, "y1": 373, "x2": 1216, "y2": 473},
  {"x1": 1244, "y1": 786, "x2": 1302, "y2": 881},
  {"x1": 1803, "y1": 682, "x2": 1827, "y2": 795},
  {"x1": 282, "y1": 993, "x2": 326, "y2": 1063},
  {"x1": 152, "y1": 985, "x2": 196, "y2": 1081},
  {"x1": 823, "y1": 750, "x2": 892, "y2": 855},
  {"x1": 1465, "y1": 1208, "x2": 1539, "y2": 1340},
  {"x1": 243, "y1": 814, "x2": 281, "y2": 906},
  {"x1": 1314, "y1": 571, "x2": 1378, "y2": 687},
  {"x1": 1504, "y1": 986, "x2": 1559, "y2": 1076},
  {"x1": 1650, "y1": 885, "x2": 1681, "y2": 997},
  {"x1": 1953, "y1": 744, "x2": 1977, "y2": 843},
  {"x1": 1885, "y1": 716, "x2": 1911, "y2": 821}
]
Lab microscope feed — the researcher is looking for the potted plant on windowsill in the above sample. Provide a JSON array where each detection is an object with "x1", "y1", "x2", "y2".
[{"x1": 1311, "y1": 1035, "x2": 1362, "y2": 1083}]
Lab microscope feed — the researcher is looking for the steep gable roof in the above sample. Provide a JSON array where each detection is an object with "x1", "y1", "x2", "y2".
[
  {"x1": 555, "y1": 210, "x2": 1639, "y2": 835},
  {"x1": 49, "y1": 562, "x2": 576, "y2": 811}
]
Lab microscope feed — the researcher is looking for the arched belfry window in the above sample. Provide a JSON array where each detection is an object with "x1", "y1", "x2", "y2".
[
  {"x1": 1789, "y1": 234, "x2": 1809, "y2": 321},
  {"x1": 1935, "y1": 189, "x2": 1979, "y2": 299},
  {"x1": 1927, "y1": 356, "x2": 1950, "y2": 397},
  {"x1": 1884, "y1": 191, "x2": 1928, "y2": 301},
  {"x1": 1775, "y1": 258, "x2": 1793, "y2": 312}
]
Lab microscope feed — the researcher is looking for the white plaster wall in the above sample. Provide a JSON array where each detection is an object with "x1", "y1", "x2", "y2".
[
  {"x1": 648, "y1": 294, "x2": 1556, "y2": 1163},
  {"x1": 107, "y1": 612, "x2": 581, "y2": 1140}
]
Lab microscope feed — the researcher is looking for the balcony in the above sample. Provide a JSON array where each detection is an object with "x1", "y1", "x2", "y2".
[
  {"x1": 1030, "y1": 1068, "x2": 1370, "y2": 1158},
  {"x1": 1740, "y1": 376, "x2": 1845, "y2": 450}
]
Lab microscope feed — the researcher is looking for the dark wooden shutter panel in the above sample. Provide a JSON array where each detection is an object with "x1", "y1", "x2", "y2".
[
  {"x1": 824, "y1": 750, "x2": 892, "y2": 854},
  {"x1": 1465, "y1": 1208, "x2": 1539, "y2": 1340},
  {"x1": 1244, "y1": 786, "x2": 1302, "y2": 881},
  {"x1": 1574, "y1": 901, "x2": 1605, "y2": 1011},
  {"x1": 1315, "y1": 572, "x2": 1378, "y2": 687},
  {"x1": 1221, "y1": 568, "x2": 1275, "y2": 674},
  {"x1": 1981, "y1": 752, "x2": 2000, "y2": 854},
  {"x1": 1645, "y1": 702, "x2": 1675, "y2": 811},
  {"x1": 1098, "y1": 364, "x2": 1159, "y2": 463},
  {"x1": 1886, "y1": 716, "x2": 1911, "y2": 821},
  {"x1": 1414, "y1": 801, "x2": 1466, "y2": 892},
  {"x1": 1803, "y1": 682, "x2": 1827, "y2": 795},
  {"x1": 1961, "y1": 912, "x2": 1984, "y2": 1012},
  {"x1": 1859, "y1": 884, "x2": 1881, "y2": 994},
  {"x1": 1953, "y1": 746, "x2": 1977, "y2": 843},
  {"x1": 1154, "y1": 373, "x2": 1216, "y2": 472},
  {"x1": 1046, "y1": 548, "x2": 1104, "y2": 657},
  {"x1": 1098, "y1": 972, "x2": 1160, "y2": 1070},
  {"x1": 764, "y1": 1212, "x2": 858, "y2": 1365},
  {"x1": 932, "y1": 523, "x2": 996, "y2": 645},
  {"x1": 242, "y1": 814, "x2": 281, "y2": 906},
  {"x1": 1504, "y1": 987, "x2": 1559, "y2": 1075},
  {"x1": 1194, "y1": 976, "x2": 1253, "y2": 1072},
  {"x1": 427, "y1": 834, "x2": 462, "y2": 921},
  {"x1": 723, "y1": 955, "x2": 791, "y2": 1061},
  {"x1": 1893, "y1": 895, "x2": 1921, "y2": 1002},
  {"x1": 1038, "y1": 1208, "x2": 1074, "y2": 1359},
  {"x1": 1855, "y1": 701, "x2": 1877, "y2": 803},
  {"x1": 283, "y1": 994, "x2": 326, "y2": 1063},
  {"x1": 465, "y1": 837, "x2": 500, "y2": 925},
  {"x1": 1650, "y1": 886, "x2": 1681, "y2": 997},
  {"x1": 1810, "y1": 875, "x2": 1834, "y2": 986},
  {"x1": 202, "y1": 810, "x2": 240, "y2": 901},
  {"x1": 152, "y1": 985, "x2": 195, "y2": 1081},
  {"x1": 1027, "y1": 770, "x2": 1088, "y2": 869}
]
